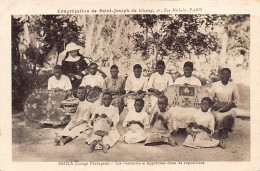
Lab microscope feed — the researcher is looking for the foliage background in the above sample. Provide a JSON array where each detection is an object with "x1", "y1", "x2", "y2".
[{"x1": 12, "y1": 14, "x2": 250, "y2": 111}]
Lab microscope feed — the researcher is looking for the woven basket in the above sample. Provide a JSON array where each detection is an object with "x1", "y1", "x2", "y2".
[
  {"x1": 61, "y1": 98, "x2": 80, "y2": 115},
  {"x1": 93, "y1": 117, "x2": 111, "y2": 136}
]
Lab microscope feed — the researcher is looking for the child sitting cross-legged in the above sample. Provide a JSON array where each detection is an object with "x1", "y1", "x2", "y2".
[
  {"x1": 85, "y1": 92, "x2": 120, "y2": 153},
  {"x1": 183, "y1": 97, "x2": 225, "y2": 149},
  {"x1": 54, "y1": 86, "x2": 92, "y2": 146},
  {"x1": 145, "y1": 96, "x2": 177, "y2": 146},
  {"x1": 123, "y1": 98, "x2": 150, "y2": 144}
]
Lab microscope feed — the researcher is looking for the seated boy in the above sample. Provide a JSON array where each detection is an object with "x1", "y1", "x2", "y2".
[
  {"x1": 125, "y1": 64, "x2": 148, "y2": 111},
  {"x1": 210, "y1": 68, "x2": 238, "y2": 139},
  {"x1": 54, "y1": 86, "x2": 92, "y2": 146},
  {"x1": 80, "y1": 62, "x2": 105, "y2": 106},
  {"x1": 172, "y1": 61, "x2": 202, "y2": 134},
  {"x1": 174, "y1": 61, "x2": 201, "y2": 86},
  {"x1": 80, "y1": 62, "x2": 105, "y2": 89},
  {"x1": 48, "y1": 65, "x2": 72, "y2": 91},
  {"x1": 123, "y1": 98, "x2": 150, "y2": 144},
  {"x1": 183, "y1": 97, "x2": 225, "y2": 149},
  {"x1": 145, "y1": 96, "x2": 177, "y2": 146},
  {"x1": 85, "y1": 92, "x2": 120, "y2": 153},
  {"x1": 147, "y1": 60, "x2": 174, "y2": 114},
  {"x1": 103, "y1": 65, "x2": 126, "y2": 114}
]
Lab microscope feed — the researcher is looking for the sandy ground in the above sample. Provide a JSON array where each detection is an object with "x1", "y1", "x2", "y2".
[
  {"x1": 12, "y1": 110, "x2": 250, "y2": 162},
  {"x1": 12, "y1": 83, "x2": 250, "y2": 162}
]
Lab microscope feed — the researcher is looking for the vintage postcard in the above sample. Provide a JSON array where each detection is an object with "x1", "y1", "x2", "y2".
[{"x1": 1, "y1": 0, "x2": 260, "y2": 170}]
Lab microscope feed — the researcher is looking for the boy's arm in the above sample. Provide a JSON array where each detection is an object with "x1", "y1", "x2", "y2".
[
  {"x1": 124, "y1": 76, "x2": 131, "y2": 93},
  {"x1": 170, "y1": 111, "x2": 178, "y2": 131},
  {"x1": 88, "y1": 107, "x2": 99, "y2": 128},
  {"x1": 143, "y1": 113, "x2": 150, "y2": 129},
  {"x1": 79, "y1": 76, "x2": 87, "y2": 87},
  {"x1": 68, "y1": 120, "x2": 86, "y2": 131},
  {"x1": 147, "y1": 74, "x2": 155, "y2": 92},
  {"x1": 119, "y1": 76, "x2": 127, "y2": 95},
  {"x1": 47, "y1": 78, "x2": 52, "y2": 90},
  {"x1": 209, "y1": 83, "x2": 216, "y2": 103},
  {"x1": 97, "y1": 76, "x2": 105, "y2": 91},
  {"x1": 111, "y1": 108, "x2": 120, "y2": 129},
  {"x1": 65, "y1": 76, "x2": 72, "y2": 90},
  {"x1": 69, "y1": 104, "x2": 92, "y2": 130},
  {"x1": 150, "y1": 112, "x2": 158, "y2": 126},
  {"x1": 198, "y1": 125, "x2": 211, "y2": 134},
  {"x1": 232, "y1": 84, "x2": 239, "y2": 106},
  {"x1": 167, "y1": 74, "x2": 174, "y2": 86},
  {"x1": 102, "y1": 78, "x2": 108, "y2": 93},
  {"x1": 98, "y1": 69, "x2": 107, "y2": 79},
  {"x1": 208, "y1": 115, "x2": 215, "y2": 134},
  {"x1": 142, "y1": 77, "x2": 148, "y2": 92},
  {"x1": 122, "y1": 113, "x2": 130, "y2": 127}
]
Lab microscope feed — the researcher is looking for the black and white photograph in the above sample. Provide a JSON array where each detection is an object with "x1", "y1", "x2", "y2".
[{"x1": 11, "y1": 14, "x2": 251, "y2": 162}]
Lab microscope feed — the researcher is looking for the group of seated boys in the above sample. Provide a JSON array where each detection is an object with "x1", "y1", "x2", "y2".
[{"x1": 50, "y1": 60, "x2": 234, "y2": 152}]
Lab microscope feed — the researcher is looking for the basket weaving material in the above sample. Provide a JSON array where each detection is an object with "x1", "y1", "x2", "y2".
[
  {"x1": 86, "y1": 89, "x2": 101, "y2": 103},
  {"x1": 93, "y1": 117, "x2": 111, "y2": 136},
  {"x1": 61, "y1": 98, "x2": 80, "y2": 115},
  {"x1": 212, "y1": 102, "x2": 230, "y2": 111},
  {"x1": 127, "y1": 93, "x2": 146, "y2": 100},
  {"x1": 24, "y1": 89, "x2": 70, "y2": 126},
  {"x1": 164, "y1": 85, "x2": 209, "y2": 108}
]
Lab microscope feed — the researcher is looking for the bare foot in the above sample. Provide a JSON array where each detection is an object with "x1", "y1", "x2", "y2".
[
  {"x1": 60, "y1": 137, "x2": 73, "y2": 146},
  {"x1": 219, "y1": 129, "x2": 229, "y2": 139},
  {"x1": 86, "y1": 141, "x2": 98, "y2": 153},
  {"x1": 219, "y1": 132, "x2": 229, "y2": 139},
  {"x1": 60, "y1": 138, "x2": 66, "y2": 146},
  {"x1": 168, "y1": 137, "x2": 178, "y2": 147},
  {"x1": 218, "y1": 142, "x2": 226, "y2": 149},
  {"x1": 53, "y1": 139, "x2": 60, "y2": 146},
  {"x1": 98, "y1": 142, "x2": 109, "y2": 153},
  {"x1": 53, "y1": 134, "x2": 61, "y2": 146}
]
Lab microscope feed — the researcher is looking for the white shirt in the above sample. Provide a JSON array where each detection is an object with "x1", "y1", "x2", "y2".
[
  {"x1": 123, "y1": 110, "x2": 150, "y2": 129},
  {"x1": 125, "y1": 74, "x2": 148, "y2": 93},
  {"x1": 174, "y1": 76, "x2": 201, "y2": 86},
  {"x1": 147, "y1": 72, "x2": 174, "y2": 91},
  {"x1": 47, "y1": 75, "x2": 72, "y2": 90},
  {"x1": 91, "y1": 105, "x2": 119, "y2": 129},
  {"x1": 210, "y1": 81, "x2": 239, "y2": 106},
  {"x1": 71, "y1": 100, "x2": 92, "y2": 123},
  {"x1": 191, "y1": 110, "x2": 215, "y2": 133},
  {"x1": 170, "y1": 107, "x2": 198, "y2": 129},
  {"x1": 80, "y1": 74, "x2": 104, "y2": 88}
]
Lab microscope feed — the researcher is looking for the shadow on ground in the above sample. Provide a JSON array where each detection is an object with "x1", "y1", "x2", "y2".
[{"x1": 12, "y1": 108, "x2": 250, "y2": 162}]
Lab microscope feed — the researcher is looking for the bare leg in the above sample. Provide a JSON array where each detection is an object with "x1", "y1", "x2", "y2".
[
  {"x1": 168, "y1": 137, "x2": 178, "y2": 147},
  {"x1": 60, "y1": 136, "x2": 73, "y2": 146},
  {"x1": 86, "y1": 140, "x2": 98, "y2": 153},
  {"x1": 54, "y1": 133, "x2": 61, "y2": 146},
  {"x1": 218, "y1": 141, "x2": 226, "y2": 149},
  {"x1": 218, "y1": 129, "x2": 229, "y2": 139}
]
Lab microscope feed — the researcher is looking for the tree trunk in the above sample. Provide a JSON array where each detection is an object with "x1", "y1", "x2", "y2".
[{"x1": 219, "y1": 29, "x2": 228, "y2": 68}]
